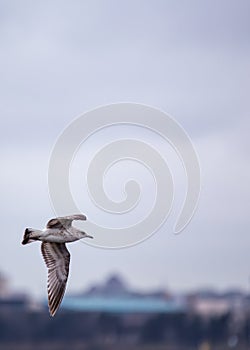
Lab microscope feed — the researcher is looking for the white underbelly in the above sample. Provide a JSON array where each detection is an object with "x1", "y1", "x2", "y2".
[{"x1": 40, "y1": 234, "x2": 78, "y2": 243}]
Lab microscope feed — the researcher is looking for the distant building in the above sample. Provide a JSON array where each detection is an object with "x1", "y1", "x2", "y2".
[
  {"x1": 0, "y1": 270, "x2": 31, "y2": 311},
  {"x1": 62, "y1": 274, "x2": 186, "y2": 314},
  {"x1": 187, "y1": 289, "x2": 247, "y2": 317},
  {"x1": 84, "y1": 274, "x2": 129, "y2": 297},
  {"x1": 0, "y1": 272, "x2": 9, "y2": 298},
  {"x1": 81, "y1": 274, "x2": 171, "y2": 299}
]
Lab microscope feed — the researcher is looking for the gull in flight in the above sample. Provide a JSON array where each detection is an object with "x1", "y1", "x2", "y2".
[{"x1": 22, "y1": 214, "x2": 93, "y2": 316}]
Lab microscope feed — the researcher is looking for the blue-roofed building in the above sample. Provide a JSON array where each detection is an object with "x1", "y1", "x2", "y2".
[
  {"x1": 61, "y1": 274, "x2": 186, "y2": 314},
  {"x1": 62, "y1": 295, "x2": 185, "y2": 313}
]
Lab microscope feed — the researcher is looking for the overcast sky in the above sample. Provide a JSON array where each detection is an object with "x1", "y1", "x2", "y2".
[{"x1": 0, "y1": 0, "x2": 249, "y2": 298}]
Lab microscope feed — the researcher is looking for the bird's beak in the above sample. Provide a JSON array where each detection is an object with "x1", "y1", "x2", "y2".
[{"x1": 86, "y1": 234, "x2": 94, "y2": 239}]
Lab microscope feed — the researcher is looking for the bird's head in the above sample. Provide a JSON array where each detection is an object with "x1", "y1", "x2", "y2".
[{"x1": 82, "y1": 232, "x2": 94, "y2": 239}]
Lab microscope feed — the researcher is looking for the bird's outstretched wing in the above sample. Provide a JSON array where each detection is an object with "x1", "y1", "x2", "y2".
[
  {"x1": 41, "y1": 242, "x2": 70, "y2": 316},
  {"x1": 46, "y1": 214, "x2": 87, "y2": 229}
]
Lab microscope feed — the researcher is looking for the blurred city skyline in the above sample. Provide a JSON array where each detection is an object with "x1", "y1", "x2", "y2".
[
  {"x1": 0, "y1": 0, "x2": 249, "y2": 299},
  {"x1": 1, "y1": 269, "x2": 249, "y2": 349}
]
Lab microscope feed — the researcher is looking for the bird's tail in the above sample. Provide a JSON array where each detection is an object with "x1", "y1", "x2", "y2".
[{"x1": 22, "y1": 228, "x2": 42, "y2": 245}]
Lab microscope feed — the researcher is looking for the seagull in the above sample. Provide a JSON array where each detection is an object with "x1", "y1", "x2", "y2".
[{"x1": 22, "y1": 214, "x2": 93, "y2": 316}]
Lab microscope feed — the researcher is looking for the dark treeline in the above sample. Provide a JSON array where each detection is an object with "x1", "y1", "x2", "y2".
[{"x1": 0, "y1": 309, "x2": 249, "y2": 348}]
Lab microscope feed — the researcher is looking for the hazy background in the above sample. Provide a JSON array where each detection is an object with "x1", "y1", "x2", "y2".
[{"x1": 0, "y1": 0, "x2": 249, "y2": 299}]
